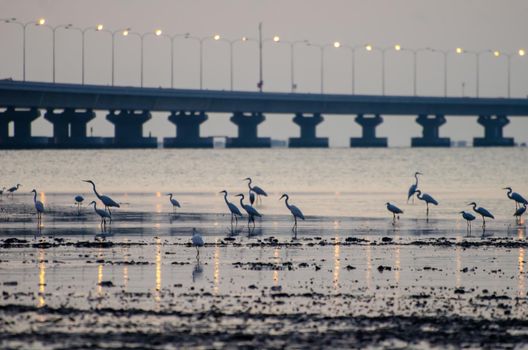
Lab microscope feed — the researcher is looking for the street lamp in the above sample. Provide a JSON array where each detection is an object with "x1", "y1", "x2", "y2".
[
  {"x1": 185, "y1": 34, "x2": 221, "y2": 89},
  {"x1": 67, "y1": 24, "x2": 105, "y2": 84},
  {"x1": 394, "y1": 45, "x2": 429, "y2": 96},
  {"x1": 38, "y1": 22, "x2": 74, "y2": 83},
  {"x1": 307, "y1": 42, "x2": 337, "y2": 93},
  {"x1": 333, "y1": 43, "x2": 363, "y2": 94},
  {"x1": 425, "y1": 47, "x2": 451, "y2": 97},
  {"x1": 122, "y1": 29, "x2": 164, "y2": 87},
  {"x1": 455, "y1": 48, "x2": 494, "y2": 97},
  {"x1": 495, "y1": 49, "x2": 526, "y2": 98},
  {"x1": 104, "y1": 28, "x2": 131, "y2": 86},
  {"x1": 157, "y1": 32, "x2": 189, "y2": 88},
  {"x1": 364, "y1": 44, "x2": 391, "y2": 95},
  {"x1": 212, "y1": 35, "x2": 256, "y2": 91},
  {"x1": 2, "y1": 17, "x2": 47, "y2": 81}
]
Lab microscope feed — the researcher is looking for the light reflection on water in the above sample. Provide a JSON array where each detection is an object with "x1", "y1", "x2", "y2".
[
  {"x1": 273, "y1": 248, "x2": 280, "y2": 286},
  {"x1": 154, "y1": 237, "x2": 161, "y2": 303},
  {"x1": 213, "y1": 241, "x2": 220, "y2": 295},
  {"x1": 38, "y1": 249, "x2": 45, "y2": 308},
  {"x1": 333, "y1": 233, "x2": 340, "y2": 291}
]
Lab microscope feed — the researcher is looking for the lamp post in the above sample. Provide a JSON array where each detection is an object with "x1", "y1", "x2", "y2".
[
  {"x1": 455, "y1": 48, "x2": 494, "y2": 98},
  {"x1": 103, "y1": 28, "x2": 130, "y2": 86},
  {"x1": 393, "y1": 45, "x2": 429, "y2": 96},
  {"x1": 275, "y1": 39, "x2": 309, "y2": 92},
  {"x1": 308, "y1": 42, "x2": 337, "y2": 94},
  {"x1": 122, "y1": 29, "x2": 163, "y2": 87},
  {"x1": 425, "y1": 47, "x2": 450, "y2": 97},
  {"x1": 365, "y1": 44, "x2": 391, "y2": 95},
  {"x1": 212, "y1": 35, "x2": 254, "y2": 91},
  {"x1": 185, "y1": 34, "x2": 221, "y2": 89},
  {"x1": 39, "y1": 23, "x2": 74, "y2": 83},
  {"x1": 158, "y1": 32, "x2": 189, "y2": 88},
  {"x1": 333, "y1": 43, "x2": 363, "y2": 94},
  {"x1": 497, "y1": 49, "x2": 525, "y2": 98},
  {"x1": 67, "y1": 24, "x2": 104, "y2": 84},
  {"x1": 2, "y1": 17, "x2": 46, "y2": 81}
]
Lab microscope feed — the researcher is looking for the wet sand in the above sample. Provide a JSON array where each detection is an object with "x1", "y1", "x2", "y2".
[{"x1": 1, "y1": 194, "x2": 528, "y2": 349}]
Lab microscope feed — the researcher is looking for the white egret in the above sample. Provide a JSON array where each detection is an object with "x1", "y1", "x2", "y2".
[
  {"x1": 514, "y1": 204, "x2": 527, "y2": 225},
  {"x1": 167, "y1": 193, "x2": 181, "y2": 212},
  {"x1": 89, "y1": 200, "x2": 111, "y2": 227},
  {"x1": 504, "y1": 187, "x2": 528, "y2": 210},
  {"x1": 7, "y1": 184, "x2": 21, "y2": 198},
  {"x1": 31, "y1": 189, "x2": 44, "y2": 223},
  {"x1": 191, "y1": 228, "x2": 204, "y2": 257},
  {"x1": 407, "y1": 172, "x2": 422, "y2": 203},
  {"x1": 236, "y1": 193, "x2": 262, "y2": 229},
  {"x1": 74, "y1": 195, "x2": 84, "y2": 215},
  {"x1": 280, "y1": 193, "x2": 305, "y2": 232},
  {"x1": 220, "y1": 190, "x2": 243, "y2": 227},
  {"x1": 468, "y1": 202, "x2": 494, "y2": 228},
  {"x1": 415, "y1": 190, "x2": 439, "y2": 217},
  {"x1": 386, "y1": 202, "x2": 403, "y2": 225},
  {"x1": 83, "y1": 180, "x2": 120, "y2": 215},
  {"x1": 459, "y1": 211, "x2": 476, "y2": 233},
  {"x1": 244, "y1": 178, "x2": 268, "y2": 205}
]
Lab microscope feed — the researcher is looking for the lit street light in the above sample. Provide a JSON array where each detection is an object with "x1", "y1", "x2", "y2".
[
  {"x1": 394, "y1": 45, "x2": 429, "y2": 96},
  {"x1": 2, "y1": 17, "x2": 46, "y2": 81},
  {"x1": 455, "y1": 48, "x2": 495, "y2": 97},
  {"x1": 212, "y1": 35, "x2": 255, "y2": 91},
  {"x1": 495, "y1": 49, "x2": 526, "y2": 98},
  {"x1": 185, "y1": 34, "x2": 222, "y2": 89},
  {"x1": 365, "y1": 44, "x2": 391, "y2": 95}
]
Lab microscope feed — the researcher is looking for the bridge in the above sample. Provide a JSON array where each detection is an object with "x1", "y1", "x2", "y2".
[{"x1": 0, "y1": 79, "x2": 527, "y2": 149}]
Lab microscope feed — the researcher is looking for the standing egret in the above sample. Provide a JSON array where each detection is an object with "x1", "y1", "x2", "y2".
[
  {"x1": 74, "y1": 195, "x2": 84, "y2": 215},
  {"x1": 244, "y1": 178, "x2": 268, "y2": 205},
  {"x1": 31, "y1": 189, "x2": 44, "y2": 224},
  {"x1": 191, "y1": 228, "x2": 204, "y2": 257},
  {"x1": 459, "y1": 211, "x2": 476, "y2": 233},
  {"x1": 7, "y1": 184, "x2": 21, "y2": 198},
  {"x1": 220, "y1": 190, "x2": 243, "y2": 227},
  {"x1": 82, "y1": 180, "x2": 120, "y2": 215},
  {"x1": 280, "y1": 193, "x2": 305, "y2": 233},
  {"x1": 514, "y1": 204, "x2": 527, "y2": 225},
  {"x1": 89, "y1": 200, "x2": 111, "y2": 228},
  {"x1": 415, "y1": 190, "x2": 439, "y2": 218},
  {"x1": 407, "y1": 172, "x2": 422, "y2": 203},
  {"x1": 468, "y1": 202, "x2": 494, "y2": 228},
  {"x1": 167, "y1": 193, "x2": 181, "y2": 212},
  {"x1": 236, "y1": 193, "x2": 262, "y2": 230},
  {"x1": 504, "y1": 187, "x2": 528, "y2": 210},
  {"x1": 386, "y1": 202, "x2": 403, "y2": 225}
]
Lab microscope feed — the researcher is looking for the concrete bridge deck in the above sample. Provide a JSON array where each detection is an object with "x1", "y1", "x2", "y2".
[{"x1": 0, "y1": 80, "x2": 527, "y2": 149}]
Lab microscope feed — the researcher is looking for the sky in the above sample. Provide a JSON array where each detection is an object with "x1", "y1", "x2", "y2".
[{"x1": 0, "y1": 0, "x2": 527, "y2": 146}]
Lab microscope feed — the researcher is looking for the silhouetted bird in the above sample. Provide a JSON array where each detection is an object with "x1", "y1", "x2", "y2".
[
  {"x1": 416, "y1": 189, "x2": 439, "y2": 217},
  {"x1": 386, "y1": 202, "x2": 403, "y2": 225},
  {"x1": 220, "y1": 190, "x2": 242, "y2": 227},
  {"x1": 83, "y1": 180, "x2": 120, "y2": 215},
  {"x1": 407, "y1": 172, "x2": 422, "y2": 203},
  {"x1": 280, "y1": 193, "x2": 305, "y2": 232},
  {"x1": 468, "y1": 202, "x2": 494, "y2": 228}
]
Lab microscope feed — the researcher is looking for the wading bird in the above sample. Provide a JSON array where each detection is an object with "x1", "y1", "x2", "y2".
[
  {"x1": 31, "y1": 189, "x2": 44, "y2": 224},
  {"x1": 191, "y1": 228, "x2": 204, "y2": 257},
  {"x1": 407, "y1": 172, "x2": 422, "y2": 203},
  {"x1": 514, "y1": 204, "x2": 527, "y2": 225},
  {"x1": 459, "y1": 211, "x2": 476, "y2": 233},
  {"x1": 89, "y1": 200, "x2": 111, "y2": 228},
  {"x1": 415, "y1": 190, "x2": 439, "y2": 218},
  {"x1": 280, "y1": 193, "x2": 305, "y2": 233},
  {"x1": 468, "y1": 202, "x2": 494, "y2": 228},
  {"x1": 236, "y1": 193, "x2": 262, "y2": 230},
  {"x1": 74, "y1": 195, "x2": 84, "y2": 215},
  {"x1": 83, "y1": 180, "x2": 120, "y2": 215},
  {"x1": 167, "y1": 193, "x2": 181, "y2": 212},
  {"x1": 220, "y1": 190, "x2": 242, "y2": 227},
  {"x1": 244, "y1": 178, "x2": 267, "y2": 205},
  {"x1": 7, "y1": 184, "x2": 21, "y2": 198},
  {"x1": 386, "y1": 202, "x2": 403, "y2": 225},
  {"x1": 504, "y1": 187, "x2": 528, "y2": 210}
]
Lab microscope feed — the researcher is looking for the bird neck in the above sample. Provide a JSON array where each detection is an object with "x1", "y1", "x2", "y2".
[
  {"x1": 416, "y1": 192, "x2": 423, "y2": 199},
  {"x1": 169, "y1": 194, "x2": 173, "y2": 201},
  {"x1": 414, "y1": 174, "x2": 419, "y2": 185},
  {"x1": 284, "y1": 196, "x2": 291, "y2": 210},
  {"x1": 471, "y1": 203, "x2": 477, "y2": 210},
  {"x1": 223, "y1": 192, "x2": 229, "y2": 204},
  {"x1": 90, "y1": 182, "x2": 101, "y2": 199},
  {"x1": 33, "y1": 191, "x2": 37, "y2": 203},
  {"x1": 506, "y1": 189, "x2": 512, "y2": 198},
  {"x1": 247, "y1": 181, "x2": 252, "y2": 190},
  {"x1": 239, "y1": 196, "x2": 245, "y2": 207}
]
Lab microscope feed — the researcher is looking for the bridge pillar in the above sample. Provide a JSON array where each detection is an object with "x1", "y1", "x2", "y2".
[
  {"x1": 288, "y1": 113, "x2": 328, "y2": 148},
  {"x1": 163, "y1": 111, "x2": 213, "y2": 148},
  {"x1": 44, "y1": 108, "x2": 102, "y2": 148},
  {"x1": 473, "y1": 115, "x2": 514, "y2": 147},
  {"x1": 350, "y1": 114, "x2": 387, "y2": 147},
  {"x1": 0, "y1": 107, "x2": 48, "y2": 149},
  {"x1": 226, "y1": 112, "x2": 271, "y2": 148},
  {"x1": 411, "y1": 114, "x2": 451, "y2": 147},
  {"x1": 106, "y1": 110, "x2": 157, "y2": 148}
]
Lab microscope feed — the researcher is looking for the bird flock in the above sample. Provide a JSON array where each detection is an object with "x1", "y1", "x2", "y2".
[{"x1": 1, "y1": 173, "x2": 527, "y2": 253}]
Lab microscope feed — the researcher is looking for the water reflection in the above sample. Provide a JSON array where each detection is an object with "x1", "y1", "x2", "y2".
[
  {"x1": 192, "y1": 257, "x2": 203, "y2": 282},
  {"x1": 154, "y1": 237, "x2": 162, "y2": 303},
  {"x1": 518, "y1": 227, "x2": 526, "y2": 240},
  {"x1": 455, "y1": 235, "x2": 462, "y2": 288},
  {"x1": 122, "y1": 240, "x2": 129, "y2": 291},
  {"x1": 333, "y1": 234, "x2": 340, "y2": 291},
  {"x1": 97, "y1": 248, "x2": 103, "y2": 296},
  {"x1": 273, "y1": 248, "x2": 280, "y2": 286},
  {"x1": 38, "y1": 248, "x2": 46, "y2": 308},
  {"x1": 394, "y1": 235, "x2": 401, "y2": 285},
  {"x1": 366, "y1": 236, "x2": 372, "y2": 290},
  {"x1": 519, "y1": 247, "x2": 525, "y2": 298},
  {"x1": 214, "y1": 240, "x2": 220, "y2": 294}
]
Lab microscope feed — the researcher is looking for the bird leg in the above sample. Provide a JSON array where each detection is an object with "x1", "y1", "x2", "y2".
[
  {"x1": 482, "y1": 216, "x2": 486, "y2": 228},
  {"x1": 196, "y1": 246, "x2": 200, "y2": 258},
  {"x1": 392, "y1": 213, "x2": 396, "y2": 225}
]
